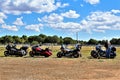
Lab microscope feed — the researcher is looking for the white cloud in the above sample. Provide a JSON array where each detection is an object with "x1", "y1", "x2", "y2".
[
  {"x1": 1, "y1": 24, "x2": 18, "y2": 31},
  {"x1": 93, "y1": 29, "x2": 105, "y2": 33},
  {"x1": 42, "y1": 13, "x2": 63, "y2": 23},
  {"x1": 49, "y1": 22, "x2": 82, "y2": 32},
  {"x1": 40, "y1": 11, "x2": 81, "y2": 32},
  {"x1": 80, "y1": 10, "x2": 120, "y2": 33},
  {"x1": 61, "y1": 10, "x2": 80, "y2": 18},
  {"x1": 84, "y1": 0, "x2": 100, "y2": 5},
  {"x1": 111, "y1": 9, "x2": 120, "y2": 14},
  {"x1": 42, "y1": 10, "x2": 80, "y2": 24},
  {"x1": 13, "y1": 17, "x2": 25, "y2": 26},
  {"x1": 80, "y1": 4, "x2": 84, "y2": 7},
  {"x1": 0, "y1": 0, "x2": 69, "y2": 15},
  {"x1": 0, "y1": 12, "x2": 7, "y2": 24},
  {"x1": 40, "y1": 9, "x2": 120, "y2": 33},
  {"x1": 38, "y1": 18, "x2": 42, "y2": 22},
  {"x1": 61, "y1": 3, "x2": 69, "y2": 8},
  {"x1": 25, "y1": 24, "x2": 43, "y2": 32}
]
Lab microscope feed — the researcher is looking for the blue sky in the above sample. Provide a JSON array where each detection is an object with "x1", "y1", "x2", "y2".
[{"x1": 0, "y1": 0, "x2": 120, "y2": 41}]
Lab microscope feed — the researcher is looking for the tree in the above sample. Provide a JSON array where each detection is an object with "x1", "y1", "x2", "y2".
[
  {"x1": 44, "y1": 36, "x2": 53, "y2": 43},
  {"x1": 87, "y1": 39, "x2": 98, "y2": 45},
  {"x1": 31, "y1": 41, "x2": 39, "y2": 45},
  {"x1": 21, "y1": 35, "x2": 28, "y2": 43},
  {"x1": 52, "y1": 35, "x2": 59, "y2": 43},
  {"x1": 28, "y1": 36, "x2": 34, "y2": 43},
  {"x1": 63, "y1": 37, "x2": 73, "y2": 45},
  {"x1": 13, "y1": 36, "x2": 21, "y2": 43},
  {"x1": 116, "y1": 38, "x2": 120, "y2": 45},
  {"x1": 110, "y1": 38, "x2": 118, "y2": 45},
  {"x1": 2, "y1": 35, "x2": 13, "y2": 44},
  {"x1": 39, "y1": 34, "x2": 47, "y2": 43},
  {"x1": 59, "y1": 36, "x2": 63, "y2": 44}
]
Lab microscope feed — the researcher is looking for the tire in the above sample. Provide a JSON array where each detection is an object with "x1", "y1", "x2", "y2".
[
  {"x1": 57, "y1": 52, "x2": 62, "y2": 58},
  {"x1": 45, "y1": 55, "x2": 49, "y2": 58},
  {"x1": 19, "y1": 54, "x2": 23, "y2": 57},
  {"x1": 25, "y1": 51, "x2": 28, "y2": 56},
  {"x1": 4, "y1": 51, "x2": 9, "y2": 57},
  {"x1": 21, "y1": 50, "x2": 26, "y2": 56},
  {"x1": 29, "y1": 51, "x2": 34, "y2": 57},
  {"x1": 110, "y1": 53, "x2": 116, "y2": 59},
  {"x1": 73, "y1": 53, "x2": 79, "y2": 58},
  {"x1": 91, "y1": 50, "x2": 98, "y2": 58},
  {"x1": 17, "y1": 51, "x2": 24, "y2": 57}
]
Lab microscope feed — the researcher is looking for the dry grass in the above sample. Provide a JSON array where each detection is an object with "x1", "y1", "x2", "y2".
[{"x1": 0, "y1": 57, "x2": 120, "y2": 80}]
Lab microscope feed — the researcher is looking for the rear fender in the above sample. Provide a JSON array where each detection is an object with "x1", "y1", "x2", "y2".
[{"x1": 44, "y1": 51, "x2": 52, "y2": 56}]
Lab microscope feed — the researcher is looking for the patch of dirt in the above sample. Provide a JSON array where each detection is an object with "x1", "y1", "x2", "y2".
[{"x1": 0, "y1": 57, "x2": 120, "y2": 80}]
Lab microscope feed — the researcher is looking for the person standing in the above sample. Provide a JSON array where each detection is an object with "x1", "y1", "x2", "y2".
[{"x1": 104, "y1": 41, "x2": 111, "y2": 58}]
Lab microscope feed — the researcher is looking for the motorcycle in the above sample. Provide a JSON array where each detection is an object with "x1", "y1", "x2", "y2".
[
  {"x1": 4, "y1": 45, "x2": 28, "y2": 57},
  {"x1": 57, "y1": 44, "x2": 82, "y2": 58},
  {"x1": 91, "y1": 45, "x2": 116, "y2": 59},
  {"x1": 29, "y1": 45, "x2": 52, "y2": 57}
]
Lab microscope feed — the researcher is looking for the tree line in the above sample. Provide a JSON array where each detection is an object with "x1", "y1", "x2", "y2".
[{"x1": 0, "y1": 34, "x2": 120, "y2": 45}]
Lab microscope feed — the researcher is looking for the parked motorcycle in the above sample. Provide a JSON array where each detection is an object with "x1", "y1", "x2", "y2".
[
  {"x1": 29, "y1": 45, "x2": 52, "y2": 57},
  {"x1": 4, "y1": 45, "x2": 28, "y2": 57},
  {"x1": 57, "y1": 44, "x2": 82, "y2": 58},
  {"x1": 91, "y1": 45, "x2": 116, "y2": 59}
]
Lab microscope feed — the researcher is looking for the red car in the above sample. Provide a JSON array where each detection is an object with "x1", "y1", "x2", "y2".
[{"x1": 29, "y1": 45, "x2": 52, "y2": 57}]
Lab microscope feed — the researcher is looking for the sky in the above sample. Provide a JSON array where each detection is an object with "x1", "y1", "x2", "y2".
[{"x1": 0, "y1": 0, "x2": 120, "y2": 41}]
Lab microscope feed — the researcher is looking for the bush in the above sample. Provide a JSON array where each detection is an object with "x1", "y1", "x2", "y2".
[{"x1": 31, "y1": 41, "x2": 39, "y2": 45}]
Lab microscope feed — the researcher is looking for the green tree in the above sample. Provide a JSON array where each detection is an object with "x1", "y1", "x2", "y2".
[
  {"x1": 44, "y1": 36, "x2": 53, "y2": 43},
  {"x1": 87, "y1": 39, "x2": 98, "y2": 45},
  {"x1": 63, "y1": 37, "x2": 73, "y2": 45},
  {"x1": 13, "y1": 36, "x2": 22, "y2": 43},
  {"x1": 3, "y1": 35, "x2": 13, "y2": 44},
  {"x1": 21, "y1": 35, "x2": 28, "y2": 43},
  {"x1": 52, "y1": 35, "x2": 59, "y2": 43},
  {"x1": 31, "y1": 41, "x2": 39, "y2": 45},
  {"x1": 58, "y1": 36, "x2": 63, "y2": 44},
  {"x1": 110, "y1": 38, "x2": 118, "y2": 45},
  {"x1": 39, "y1": 34, "x2": 47, "y2": 43}
]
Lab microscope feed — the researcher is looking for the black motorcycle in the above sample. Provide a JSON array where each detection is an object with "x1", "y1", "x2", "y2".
[
  {"x1": 91, "y1": 45, "x2": 116, "y2": 59},
  {"x1": 4, "y1": 45, "x2": 28, "y2": 57},
  {"x1": 57, "y1": 44, "x2": 82, "y2": 58}
]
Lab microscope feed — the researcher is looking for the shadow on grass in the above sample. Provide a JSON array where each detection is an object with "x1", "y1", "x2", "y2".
[
  {"x1": 23, "y1": 56, "x2": 50, "y2": 58},
  {"x1": 0, "y1": 55, "x2": 6, "y2": 57},
  {"x1": 87, "y1": 56, "x2": 115, "y2": 60}
]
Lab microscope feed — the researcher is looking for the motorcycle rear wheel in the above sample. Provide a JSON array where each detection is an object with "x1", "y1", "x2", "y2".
[
  {"x1": 4, "y1": 51, "x2": 9, "y2": 57},
  {"x1": 73, "y1": 53, "x2": 79, "y2": 58}
]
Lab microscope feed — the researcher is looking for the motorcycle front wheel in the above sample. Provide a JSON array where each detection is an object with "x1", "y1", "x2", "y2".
[
  {"x1": 91, "y1": 50, "x2": 98, "y2": 58},
  {"x1": 57, "y1": 52, "x2": 62, "y2": 58},
  {"x1": 29, "y1": 51, "x2": 34, "y2": 57}
]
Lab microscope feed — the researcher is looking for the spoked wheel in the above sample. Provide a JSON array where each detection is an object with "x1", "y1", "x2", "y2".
[
  {"x1": 29, "y1": 51, "x2": 34, "y2": 57},
  {"x1": 57, "y1": 52, "x2": 62, "y2": 58},
  {"x1": 4, "y1": 51, "x2": 9, "y2": 57},
  {"x1": 91, "y1": 50, "x2": 98, "y2": 58}
]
